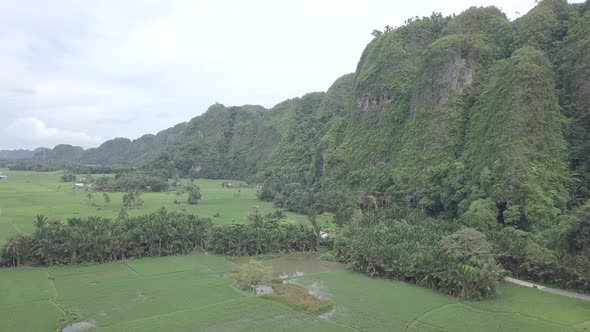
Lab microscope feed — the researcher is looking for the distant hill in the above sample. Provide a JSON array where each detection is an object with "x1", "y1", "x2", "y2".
[{"x1": 0, "y1": 149, "x2": 36, "y2": 159}]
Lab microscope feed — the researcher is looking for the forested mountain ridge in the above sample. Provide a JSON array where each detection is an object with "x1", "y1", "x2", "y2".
[{"x1": 3, "y1": 0, "x2": 589, "y2": 230}]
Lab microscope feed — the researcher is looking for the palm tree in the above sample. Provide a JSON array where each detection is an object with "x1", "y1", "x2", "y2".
[
  {"x1": 34, "y1": 214, "x2": 48, "y2": 229},
  {"x1": 3, "y1": 235, "x2": 23, "y2": 267}
]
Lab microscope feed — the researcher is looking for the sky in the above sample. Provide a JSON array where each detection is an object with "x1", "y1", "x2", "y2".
[{"x1": 0, "y1": 0, "x2": 571, "y2": 150}]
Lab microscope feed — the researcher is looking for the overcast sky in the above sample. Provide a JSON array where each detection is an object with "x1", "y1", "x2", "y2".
[{"x1": 0, "y1": 0, "x2": 566, "y2": 150}]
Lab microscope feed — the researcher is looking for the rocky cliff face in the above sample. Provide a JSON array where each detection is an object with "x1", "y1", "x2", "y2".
[{"x1": 313, "y1": 2, "x2": 583, "y2": 226}]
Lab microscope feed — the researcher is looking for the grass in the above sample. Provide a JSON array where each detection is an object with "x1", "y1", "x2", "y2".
[
  {"x1": 0, "y1": 170, "x2": 589, "y2": 331},
  {"x1": 0, "y1": 169, "x2": 331, "y2": 243},
  {"x1": 263, "y1": 282, "x2": 334, "y2": 315},
  {"x1": 0, "y1": 254, "x2": 344, "y2": 332},
  {"x1": 297, "y1": 271, "x2": 590, "y2": 332}
]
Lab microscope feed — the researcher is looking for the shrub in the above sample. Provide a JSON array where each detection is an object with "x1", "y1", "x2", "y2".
[
  {"x1": 335, "y1": 221, "x2": 501, "y2": 299},
  {"x1": 446, "y1": 264, "x2": 497, "y2": 300},
  {"x1": 563, "y1": 202, "x2": 590, "y2": 254},
  {"x1": 263, "y1": 283, "x2": 333, "y2": 315},
  {"x1": 234, "y1": 260, "x2": 273, "y2": 291},
  {"x1": 60, "y1": 173, "x2": 76, "y2": 182},
  {"x1": 187, "y1": 185, "x2": 202, "y2": 205},
  {"x1": 112, "y1": 172, "x2": 168, "y2": 192},
  {"x1": 460, "y1": 199, "x2": 498, "y2": 231},
  {"x1": 487, "y1": 227, "x2": 530, "y2": 275},
  {"x1": 440, "y1": 228, "x2": 497, "y2": 268},
  {"x1": 123, "y1": 191, "x2": 143, "y2": 208}
]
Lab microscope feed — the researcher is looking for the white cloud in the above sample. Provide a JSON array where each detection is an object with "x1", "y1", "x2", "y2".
[{"x1": 3, "y1": 117, "x2": 103, "y2": 149}]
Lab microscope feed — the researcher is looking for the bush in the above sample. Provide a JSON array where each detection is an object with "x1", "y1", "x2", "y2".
[
  {"x1": 563, "y1": 203, "x2": 590, "y2": 254},
  {"x1": 487, "y1": 227, "x2": 530, "y2": 275},
  {"x1": 122, "y1": 191, "x2": 143, "y2": 208},
  {"x1": 334, "y1": 221, "x2": 501, "y2": 299},
  {"x1": 487, "y1": 225, "x2": 590, "y2": 292},
  {"x1": 60, "y1": 173, "x2": 76, "y2": 182},
  {"x1": 444, "y1": 264, "x2": 497, "y2": 300},
  {"x1": 234, "y1": 260, "x2": 273, "y2": 291},
  {"x1": 263, "y1": 283, "x2": 333, "y2": 315},
  {"x1": 187, "y1": 185, "x2": 202, "y2": 205},
  {"x1": 112, "y1": 172, "x2": 168, "y2": 192},
  {"x1": 460, "y1": 199, "x2": 498, "y2": 231},
  {"x1": 440, "y1": 228, "x2": 497, "y2": 268}
]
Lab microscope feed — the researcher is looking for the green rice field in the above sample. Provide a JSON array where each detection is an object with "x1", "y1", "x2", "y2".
[
  {"x1": 0, "y1": 253, "x2": 588, "y2": 331},
  {"x1": 0, "y1": 170, "x2": 589, "y2": 331},
  {"x1": 0, "y1": 169, "x2": 330, "y2": 243}
]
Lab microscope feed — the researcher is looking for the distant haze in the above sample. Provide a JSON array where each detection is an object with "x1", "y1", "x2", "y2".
[{"x1": 0, "y1": 0, "x2": 570, "y2": 149}]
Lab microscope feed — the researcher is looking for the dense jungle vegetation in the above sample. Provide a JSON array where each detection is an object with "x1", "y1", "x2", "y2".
[
  {"x1": 0, "y1": 209, "x2": 318, "y2": 267},
  {"x1": 2, "y1": 0, "x2": 590, "y2": 299}
]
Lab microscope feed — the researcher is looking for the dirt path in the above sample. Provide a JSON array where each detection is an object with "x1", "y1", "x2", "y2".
[{"x1": 505, "y1": 277, "x2": 590, "y2": 302}]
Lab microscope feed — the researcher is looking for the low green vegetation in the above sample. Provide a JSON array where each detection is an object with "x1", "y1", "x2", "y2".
[
  {"x1": 335, "y1": 219, "x2": 503, "y2": 299},
  {"x1": 0, "y1": 209, "x2": 318, "y2": 267},
  {"x1": 263, "y1": 282, "x2": 334, "y2": 315},
  {"x1": 0, "y1": 253, "x2": 588, "y2": 331},
  {"x1": 233, "y1": 259, "x2": 273, "y2": 291}
]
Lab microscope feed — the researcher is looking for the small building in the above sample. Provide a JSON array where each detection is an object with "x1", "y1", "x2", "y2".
[{"x1": 73, "y1": 183, "x2": 85, "y2": 189}]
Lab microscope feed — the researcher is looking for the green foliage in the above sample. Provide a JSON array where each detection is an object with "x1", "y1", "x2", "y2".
[
  {"x1": 440, "y1": 228, "x2": 497, "y2": 268},
  {"x1": 461, "y1": 47, "x2": 569, "y2": 230},
  {"x1": 0, "y1": 209, "x2": 320, "y2": 267},
  {"x1": 557, "y1": 12, "x2": 590, "y2": 204},
  {"x1": 511, "y1": 0, "x2": 579, "y2": 57},
  {"x1": 263, "y1": 283, "x2": 333, "y2": 315},
  {"x1": 57, "y1": 308, "x2": 81, "y2": 330},
  {"x1": 334, "y1": 219, "x2": 499, "y2": 299},
  {"x1": 562, "y1": 202, "x2": 590, "y2": 254},
  {"x1": 487, "y1": 224, "x2": 590, "y2": 291},
  {"x1": 461, "y1": 199, "x2": 498, "y2": 230},
  {"x1": 113, "y1": 172, "x2": 168, "y2": 192},
  {"x1": 208, "y1": 219, "x2": 318, "y2": 256},
  {"x1": 122, "y1": 191, "x2": 144, "y2": 208},
  {"x1": 186, "y1": 185, "x2": 202, "y2": 205},
  {"x1": 60, "y1": 172, "x2": 76, "y2": 182},
  {"x1": 116, "y1": 207, "x2": 128, "y2": 222},
  {"x1": 487, "y1": 227, "x2": 530, "y2": 274},
  {"x1": 234, "y1": 259, "x2": 273, "y2": 291},
  {"x1": 442, "y1": 6, "x2": 511, "y2": 57}
]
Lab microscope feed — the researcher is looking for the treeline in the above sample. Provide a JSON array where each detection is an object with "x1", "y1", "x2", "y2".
[
  {"x1": 487, "y1": 204, "x2": 590, "y2": 291},
  {"x1": 335, "y1": 219, "x2": 502, "y2": 299},
  {"x1": 62, "y1": 171, "x2": 169, "y2": 193},
  {"x1": 6, "y1": 162, "x2": 134, "y2": 174},
  {"x1": 6, "y1": 161, "x2": 61, "y2": 172},
  {"x1": 0, "y1": 209, "x2": 318, "y2": 267},
  {"x1": 261, "y1": 185, "x2": 590, "y2": 294},
  {"x1": 65, "y1": 164, "x2": 135, "y2": 174}
]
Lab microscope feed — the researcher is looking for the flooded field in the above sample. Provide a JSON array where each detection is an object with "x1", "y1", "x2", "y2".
[{"x1": 262, "y1": 252, "x2": 347, "y2": 277}]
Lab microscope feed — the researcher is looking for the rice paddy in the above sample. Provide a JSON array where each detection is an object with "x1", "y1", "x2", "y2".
[{"x1": 1, "y1": 170, "x2": 589, "y2": 331}]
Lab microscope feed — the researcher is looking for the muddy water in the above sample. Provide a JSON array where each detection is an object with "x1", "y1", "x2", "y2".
[
  {"x1": 262, "y1": 253, "x2": 346, "y2": 277},
  {"x1": 61, "y1": 320, "x2": 95, "y2": 332}
]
